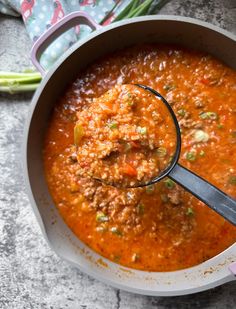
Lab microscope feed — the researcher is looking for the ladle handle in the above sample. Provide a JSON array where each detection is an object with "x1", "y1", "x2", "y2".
[{"x1": 169, "y1": 164, "x2": 236, "y2": 225}]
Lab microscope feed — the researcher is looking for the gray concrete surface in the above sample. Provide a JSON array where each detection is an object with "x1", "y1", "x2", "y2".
[{"x1": 0, "y1": 1, "x2": 235, "y2": 308}]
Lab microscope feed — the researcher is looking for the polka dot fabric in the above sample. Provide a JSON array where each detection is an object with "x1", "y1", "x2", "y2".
[
  {"x1": 0, "y1": 0, "x2": 20, "y2": 16},
  {"x1": 0, "y1": 0, "x2": 130, "y2": 70}
]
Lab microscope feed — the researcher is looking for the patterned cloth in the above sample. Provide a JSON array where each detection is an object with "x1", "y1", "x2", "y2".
[{"x1": 0, "y1": 0, "x2": 130, "y2": 70}]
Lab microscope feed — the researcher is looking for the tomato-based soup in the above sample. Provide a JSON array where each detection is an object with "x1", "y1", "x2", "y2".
[{"x1": 44, "y1": 45, "x2": 236, "y2": 271}]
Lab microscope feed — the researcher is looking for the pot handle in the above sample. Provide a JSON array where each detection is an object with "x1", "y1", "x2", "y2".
[{"x1": 31, "y1": 11, "x2": 101, "y2": 76}]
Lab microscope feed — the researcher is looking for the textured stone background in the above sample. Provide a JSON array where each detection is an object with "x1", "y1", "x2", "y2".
[{"x1": 0, "y1": 1, "x2": 235, "y2": 308}]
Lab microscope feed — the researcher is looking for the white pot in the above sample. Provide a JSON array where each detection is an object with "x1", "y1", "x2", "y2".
[{"x1": 23, "y1": 14, "x2": 236, "y2": 296}]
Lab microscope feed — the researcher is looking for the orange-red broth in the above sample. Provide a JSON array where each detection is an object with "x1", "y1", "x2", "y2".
[{"x1": 44, "y1": 45, "x2": 236, "y2": 271}]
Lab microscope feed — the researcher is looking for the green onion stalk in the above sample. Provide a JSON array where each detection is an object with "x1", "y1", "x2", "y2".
[
  {"x1": 0, "y1": 0, "x2": 169, "y2": 94},
  {"x1": 0, "y1": 71, "x2": 41, "y2": 94}
]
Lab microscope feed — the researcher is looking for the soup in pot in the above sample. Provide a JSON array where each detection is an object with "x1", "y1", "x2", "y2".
[{"x1": 44, "y1": 45, "x2": 236, "y2": 271}]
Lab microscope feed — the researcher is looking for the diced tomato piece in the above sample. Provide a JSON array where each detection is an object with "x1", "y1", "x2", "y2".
[
  {"x1": 122, "y1": 163, "x2": 137, "y2": 176},
  {"x1": 98, "y1": 102, "x2": 113, "y2": 112},
  {"x1": 130, "y1": 141, "x2": 140, "y2": 148},
  {"x1": 200, "y1": 78, "x2": 210, "y2": 85}
]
